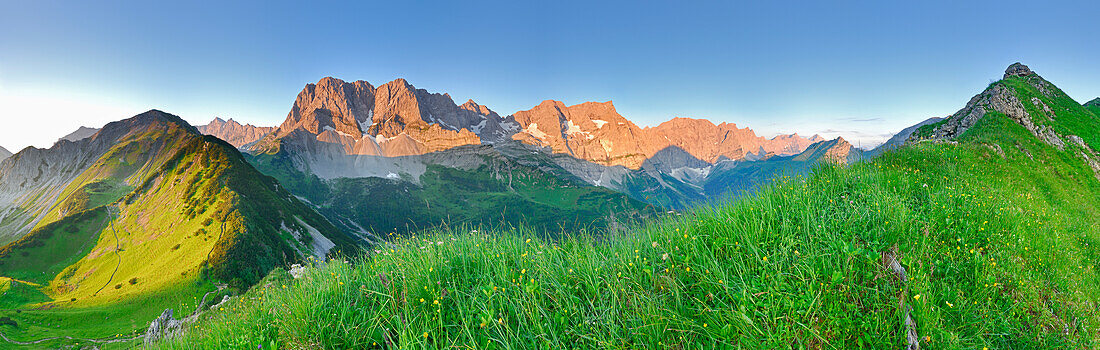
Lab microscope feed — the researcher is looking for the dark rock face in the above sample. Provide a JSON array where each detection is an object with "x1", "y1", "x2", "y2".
[{"x1": 1004, "y1": 62, "x2": 1034, "y2": 79}]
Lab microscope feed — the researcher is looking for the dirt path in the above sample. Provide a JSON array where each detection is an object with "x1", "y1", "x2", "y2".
[
  {"x1": 92, "y1": 206, "x2": 122, "y2": 296},
  {"x1": 0, "y1": 331, "x2": 141, "y2": 346}
]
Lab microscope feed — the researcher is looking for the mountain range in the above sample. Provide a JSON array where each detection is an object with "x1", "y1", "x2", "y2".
[
  {"x1": 137, "y1": 62, "x2": 1100, "y2": 349},
  {"x1": 224, "y1": 77, "x2": 855, "y2": 212},
  {"x1": 0, "y1": 67, "x2": 996, "y2": 346}
]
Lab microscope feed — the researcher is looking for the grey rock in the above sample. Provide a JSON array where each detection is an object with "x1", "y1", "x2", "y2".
[
  {"x1": 143, "y1": 309, "x2": 182, "y2": 345},
  {"x1": 917, "y1": 64, "x2": 1066, "y2": 150},
  {"x1": 289, "y1": 264, "x2": 308, "y2": 279},
  {"x1": 1004, "y1": 62, "x2": 1034, "y2": 79},
  {"x1": 59, "y1": 126, "x2": 100, "y2": 143}
]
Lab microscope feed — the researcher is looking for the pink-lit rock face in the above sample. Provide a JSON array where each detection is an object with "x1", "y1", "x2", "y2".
[
  {"x1": 510, "y1": 100, "x2": 822, "y2": 168},
  {"x1": 257, "y1": 77, "x2": 821, "y2": 167},
  {"x1": 256, "y1": 77, "x2": 489, "y2": 157},
  {"x1": 197, "y1": 118, "x2": 274, "y2": 148}
]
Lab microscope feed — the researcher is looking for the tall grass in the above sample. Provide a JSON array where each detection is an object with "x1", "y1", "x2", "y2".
[{"x1": 157, "y1": 114, "x2": 1100, "y2": 349}]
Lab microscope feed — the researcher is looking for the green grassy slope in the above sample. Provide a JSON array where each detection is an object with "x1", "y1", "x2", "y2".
[
  {"x1": 154, "y1": 72, "x2": 1100, "y2": 348},
  {"x1": 0, "y1": 111, "x2": 358, "y2": 347},
  {"x1": 1085, "y1": 97, "x2": 1100, "y2": 119}
]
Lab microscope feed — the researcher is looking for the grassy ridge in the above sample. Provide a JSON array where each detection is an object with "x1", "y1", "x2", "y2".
[
  {"x1": 0, "y1": 112, "x2": 358, "y2": 347},
  {"x1": 155, "y1": 107, "x2": 1100, "y2": 348}
]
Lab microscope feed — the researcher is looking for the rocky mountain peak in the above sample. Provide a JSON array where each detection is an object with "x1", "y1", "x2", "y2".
[
  {"x1": 1004, "y1": 62, "x2": 1035, "y2": 79},
  {"x1": 460, "y1": 99, "x2": 497, "y2": 117},
  {"x1": 59, "y1": 126, "x2": 101, "y2": 143},
  {"x1": 915, "y1": 63, "x2": 1075, "y2": 152},
  {"x1": 0, "y1": 146, "x2": 10, "y2": 162},
  {"x1": 255, "y1": 77, "x2": 486, "y2": 156},
  {"x1": 1085, "y1": 97, "x2": 1100, "y2": 107},
  {"x1": 129, "y1": 110, "x2": 201, "y2": 134},
  {"x1": 198, "y1": 117, "x2": 275, "y2": 148}
]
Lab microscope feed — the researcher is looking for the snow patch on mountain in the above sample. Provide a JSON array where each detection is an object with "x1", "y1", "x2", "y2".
[{"x1": 525, "y1": 123, "x2": 548, "y2": 139}]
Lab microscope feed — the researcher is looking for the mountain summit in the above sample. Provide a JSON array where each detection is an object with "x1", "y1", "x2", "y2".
[
  {"x1": 252, "y1": 77, "x2": 503, "y2": 157},
  {"x1": 197, "y1": 117, "x2": 275, "y2": 148},
  {"x1": 911, "y1": 62, "x2": 1100, "y2": 179},
  {"x1": 0, "y1": 110, "x2": 356, "y2": 306}
]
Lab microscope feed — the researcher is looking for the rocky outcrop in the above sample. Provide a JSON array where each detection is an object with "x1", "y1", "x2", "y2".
[
  {"x1": 197, "y1": 118, "x2": 275, "y2": 148},
  {"x1": 1068, "y1": 135, "x2": 1100, "y2": 180},
  {"x1": 144, "y1": 309, "x2": 182, "y2": 345},
  {"x1": 1003, "y1": 62, "x2": 1034, "y2": 79},
  {"x1": 59, "y1": 126, "x2": 100, "y2": 143},
  {"x1": 916, "y1": 63, "x2": 1065, "y2": 150},
  {"x1": 0, "y1": 146, "x2": 9, "y2": 163},
  {"x1": 509, "y1": 101, "x2": 822, "y2": 169}
]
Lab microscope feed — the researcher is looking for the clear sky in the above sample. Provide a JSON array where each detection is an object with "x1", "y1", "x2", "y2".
[{"x1": 1, "y1": 0, "x2": 1097, "y2": 151}]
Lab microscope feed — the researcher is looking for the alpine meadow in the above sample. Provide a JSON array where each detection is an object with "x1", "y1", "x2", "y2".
[{"x1": 1, "y1": 2, "x2": 1098, "y2": 349}]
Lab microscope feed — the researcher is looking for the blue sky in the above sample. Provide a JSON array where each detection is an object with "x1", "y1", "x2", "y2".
[{"x1": 1, "y1": 0, "x2": 1097, "y2": 150}]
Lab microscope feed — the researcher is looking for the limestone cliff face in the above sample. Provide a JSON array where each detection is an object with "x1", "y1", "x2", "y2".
[
  {"x1": 277, "y1": 77, "x2": 376, "y2": 139},
  {"x1": 511, "y1": 100, "x2": 651, "y2": 168},
  {"x1": 510, "y1": 101, "x2": 823, "y2": 169},
  {"x1": 255, "y1": 77, "x2": 490, "y2": 157},
  {"x1": 197, "y1": 118, "x2": 274, "y2": 148}
]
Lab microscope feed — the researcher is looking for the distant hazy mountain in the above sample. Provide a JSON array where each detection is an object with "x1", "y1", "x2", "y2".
[
  {"x1": 867, "y1": 117, "x2": 944, "y2": 157},
  {"x1": 197, "y1": 117, "x2": 275, "y2": 148},
  {"x1": 59, "y1": 126, "x2": 100, "y2": 143}
]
